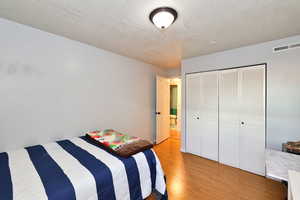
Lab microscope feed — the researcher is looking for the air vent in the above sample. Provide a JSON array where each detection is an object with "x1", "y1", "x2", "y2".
[
  {"x1": 290, "y1": 43, "x2": 300, "y2": 49},
  {"x1": 274, "y1": 46, "x2": 289, "y2": 52},
  {"x1": 273, "y1": 43, "x2": 300, "y2": 52}
]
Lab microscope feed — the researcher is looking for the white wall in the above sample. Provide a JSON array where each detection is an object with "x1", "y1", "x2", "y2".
[
  {"x1": 0, "y1": 18, "x2": 166, "y2": 152},
  {"x1": 182, "y1": 35, "x2": 300, "y2": 151}
]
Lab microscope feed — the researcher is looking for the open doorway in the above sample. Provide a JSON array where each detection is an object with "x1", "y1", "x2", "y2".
[
  {"x1": 169, "y1": 78, "x2": 181, "y2": 139},
  {"x1": 156, "y1": 76, "x2": 181, "y2": 144}
]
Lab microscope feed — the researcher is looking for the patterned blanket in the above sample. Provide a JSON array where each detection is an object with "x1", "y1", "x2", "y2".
[
  {"x1": 86, "y1": 129, "x2": 153, "y2": 157},
  {"x1": 87, "y1": 129, "x2": 140, "y2": 150}
]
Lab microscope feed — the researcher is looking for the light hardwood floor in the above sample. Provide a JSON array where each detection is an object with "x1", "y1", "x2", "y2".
[{"x1": 148, "y1": 130, "x2": 285, "y2": 200}]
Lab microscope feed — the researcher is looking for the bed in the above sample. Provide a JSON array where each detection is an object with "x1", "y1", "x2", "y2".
[{"x1": 0, "y1": 136, "x2": 167, "y2": 200}]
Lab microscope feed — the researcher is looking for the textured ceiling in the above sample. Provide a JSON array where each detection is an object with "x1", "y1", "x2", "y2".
[{"x1": 0, "y1": 0, "x2": 300, "y2": 68}]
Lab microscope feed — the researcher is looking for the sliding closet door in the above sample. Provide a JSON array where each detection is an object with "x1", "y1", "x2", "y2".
[
  {"x1": 219, "y1": 69, "x2": 240, "y2": 168},
  {"x1": 199, "y1": 72, "x2": 219, "y2": 161},
  {"x1": 239, "y1": 65, "x2": 265, "y2": 176},
  {"x1": 186, "y1": 73, "x2": 202, "y2": 156}
]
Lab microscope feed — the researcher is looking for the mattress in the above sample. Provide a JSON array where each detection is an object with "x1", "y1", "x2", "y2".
[{"x1": 0, "y1": 136, "x2": 167, "y2": 200}]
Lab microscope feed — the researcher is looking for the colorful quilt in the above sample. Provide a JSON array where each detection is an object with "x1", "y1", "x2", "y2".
[
  {"x1": 86, "y1": 129, "x2": 153, "y2": 157},
  {"x1": 86, "y1": 129, "x2": 140, "y2": 150}
]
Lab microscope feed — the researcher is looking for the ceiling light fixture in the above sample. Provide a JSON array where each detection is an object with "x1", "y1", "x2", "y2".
[{"x1": 149, "y1": 7, "x2": 178, "y2": 30}]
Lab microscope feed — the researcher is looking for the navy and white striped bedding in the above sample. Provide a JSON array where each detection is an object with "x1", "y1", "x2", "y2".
[{"x1": 0, "y1": 136, "x2": 167, "y2": 200}]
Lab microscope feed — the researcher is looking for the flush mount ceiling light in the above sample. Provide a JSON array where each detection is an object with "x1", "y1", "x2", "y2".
[{"x1": 149, "y1": 7, "x2": 178, "y2": 29}]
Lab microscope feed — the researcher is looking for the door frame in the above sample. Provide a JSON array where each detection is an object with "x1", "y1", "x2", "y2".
[{"x1": 184, "y1": 63, "x2": 267, "y2": 156}]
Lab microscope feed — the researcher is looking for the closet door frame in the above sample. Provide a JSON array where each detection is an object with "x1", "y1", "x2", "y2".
[{"x1": 185, "y1": 63, "x2": 267, "y2": 167}]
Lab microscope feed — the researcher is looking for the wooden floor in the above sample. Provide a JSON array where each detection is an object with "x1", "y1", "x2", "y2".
[{"x1": 148, "y1": 130, "x2": 285, "y2": 200}]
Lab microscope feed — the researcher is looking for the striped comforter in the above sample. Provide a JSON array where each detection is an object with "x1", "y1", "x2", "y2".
[{"x1": 0, "y1": 137, "x2": 167, "y2": 200}]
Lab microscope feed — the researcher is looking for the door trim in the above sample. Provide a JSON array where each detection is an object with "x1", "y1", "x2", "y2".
[{"x1": 185, "y1": 63, "x2": 267, "y2": 75}]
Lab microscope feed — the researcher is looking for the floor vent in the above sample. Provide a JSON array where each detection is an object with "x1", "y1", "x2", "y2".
[{"x1": 273, "y1": 43, "x2": 300, "y2": 52}]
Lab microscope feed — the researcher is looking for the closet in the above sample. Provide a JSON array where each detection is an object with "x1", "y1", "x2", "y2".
[{"x1": 186, "y1": 64, "x2": 265, "y2": 176}]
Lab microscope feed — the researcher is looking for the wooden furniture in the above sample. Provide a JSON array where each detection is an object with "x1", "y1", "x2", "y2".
[
  {"x1": 283, "y1": 141, "x2": 300, "y2": 155},
  {"x1": 185, "y1": 64, "x2": 266, "y2": 176}
]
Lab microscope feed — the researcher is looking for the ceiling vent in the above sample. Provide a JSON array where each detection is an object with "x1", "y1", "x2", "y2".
[{"x1": 273, "y1": 43, "x2": 300, "y2": 52}]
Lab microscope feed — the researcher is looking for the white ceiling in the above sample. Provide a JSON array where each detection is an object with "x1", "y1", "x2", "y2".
[{"x1": 0, "y1": 0, "x2": 300, "y2": 68}]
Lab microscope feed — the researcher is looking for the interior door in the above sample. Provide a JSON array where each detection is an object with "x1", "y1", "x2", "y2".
[
  {"x1": 186, "y1": 73, "x2": 202, "y2": 155},
  {"x1": 186, "y1": 72, "x2": 219, "y2": 161},
  {"x1": 239, "y1": 65, "x2": 265, "y2": 176},
  {"x1": 156, "y1": 76, "x2": 170, "y2": 144},
  {"x1": 219, "y1": 69, "x2": 240, "y2": 168},
  {"x1": 199, "y1": 71, "x2": 219, "y2": 161}
]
